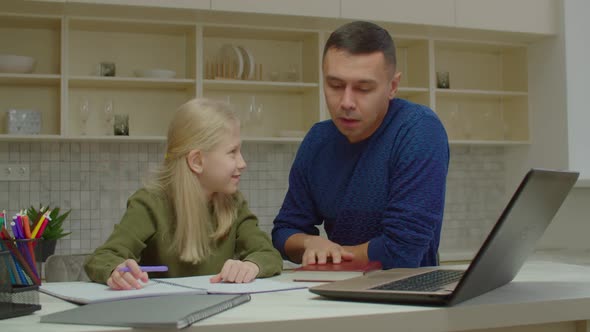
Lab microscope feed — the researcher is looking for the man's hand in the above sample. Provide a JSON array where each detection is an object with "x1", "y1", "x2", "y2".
[
  {"x1": 299, "y1": 235, "x2": 354, "y2": 265},
  {"x1": 284, "y1": 234, "x2": 371, "y2": 266}
]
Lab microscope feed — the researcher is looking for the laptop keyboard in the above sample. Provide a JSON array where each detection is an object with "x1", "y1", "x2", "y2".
[{"x1": 370, "y1": 270, "x2": 464, "y2": 292}]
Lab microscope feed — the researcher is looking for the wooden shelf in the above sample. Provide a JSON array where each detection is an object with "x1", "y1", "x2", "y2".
[
  {"x1": 203, "y1": 25, "x2": 317, "y2": 41},
  {"x1": 398, "y1": 87, "x2": 429, "y2": 95},
  {"x1": 203, "y1": 79, "x2": 318, "y2": 93},
  {"x1": 0, "y1": 134, "x2": 307, "y2": 144},
  {"x1": 436, "y1": 88, "x2": 528, "y2": 98},
  {"x1": 64, "y1": 135, "x2": 167, "y2": 142},
  {"x1": 449, "y1": 140, "x2": 530, "y2": 146},
  {"x1": 0, "y1": 74, "x2": 60, "y2": 86},
  {"x1": 242, "y1": 136, "x2": 303, "y2": 143},
  {"x1": 69, "y1": 76, "x2": 195, "y2": 90},
  {"x1": 0, "y1": 134, "x2": 63, "y2": 141},
  {"x1": 0, "y1": 134, "x2": 168, "y2": 142}
]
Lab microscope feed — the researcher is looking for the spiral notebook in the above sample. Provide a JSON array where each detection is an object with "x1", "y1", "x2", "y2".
[{"x1": 40, "y1": 293, "x2": 250, "y2": 329}]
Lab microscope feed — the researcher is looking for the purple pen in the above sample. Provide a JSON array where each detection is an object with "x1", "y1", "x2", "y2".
[{"x1": 117, "y1": 265, "x2": 168, "y2": 273}]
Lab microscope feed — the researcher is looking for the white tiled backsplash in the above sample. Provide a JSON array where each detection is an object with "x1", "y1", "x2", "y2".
[{"x1": 0, "y1": 142, "x2": 504, "y2": 259}]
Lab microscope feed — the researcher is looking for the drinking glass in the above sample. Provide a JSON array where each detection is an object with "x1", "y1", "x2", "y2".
[
  {"x1": 79, "y1": 99, "x2": 90, "y2": 136},
  {"x1": 104, "y1": 100, "x2": 114, "y2": 136}
]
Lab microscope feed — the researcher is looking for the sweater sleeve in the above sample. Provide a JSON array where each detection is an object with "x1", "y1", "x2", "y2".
[
  {"x1": 271, "y1": 125, "x2": 324, "y2": 259},
  {"x1": 84, "y1": 189, "x2": 160, "y2": 283},
  {"x1": 367, "y1": 113, "x2": 449, "y2": 268},
  {"x1": 234, "y1": 194, "x2": 283, "y2": 278}
]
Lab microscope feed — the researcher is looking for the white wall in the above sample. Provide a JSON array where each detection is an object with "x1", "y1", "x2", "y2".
[
  {"x1": 540, "y1": 187, "x2": 590, "y2": 250},
  {"x1": 538, "y1": 0, "x2": 590, "y2": 251},
  {"x1": 564, "y1": 0, "x2": 590, "y2": 182}
]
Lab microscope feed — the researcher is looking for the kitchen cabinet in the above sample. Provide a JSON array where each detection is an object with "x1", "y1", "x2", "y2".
[
  {"x1": 201, "y1": 26, "x2": 321, "y2": 140},
  {"x1": 66, "y1": 0, "x2": 211, "y2": 10},
  {"x1": 0, "y1": 13, "x2": 322, "y2": 142},
  {"x1": 0, "y1": 14, "x2": 62, "y2": 138},
  {"x1": 393, "y1": 37, "x2": 430, "y2": 107},
  {"x1": 386, "y1": 35, "x2": 529, "y2": 145},
  {"x1": 211, "y1": 0, "x2": 340, "y2": 18},
  {"x1": 340, "y1": 0, "x2": 455, "y2": 27},
  {"x1": 455, "y1": 0, "x2": 558, "y2": 35},
  {"x1": 55, "y1": 0, "x2": 560, "y2": 36},
  {"x1": 433, "y1": 41, "x2": 529, "y2": 143},
  {"x1": 0, "y1": 6, "x2": 530, "y2": 145},
  {"x1": 66, "y1": 18, "x2": 197, "y2": 138}
]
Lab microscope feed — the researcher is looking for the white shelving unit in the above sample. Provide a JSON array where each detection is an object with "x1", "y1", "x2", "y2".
[
  {"x1": 0, "y1": 13, "x2": 62, "y2": 137},
  {"x1": 200, "y1": 25, "x2": 321, "y2": 139},
  {"x1": 433, "y1": 40, "x2": 529, "y2": 143},
  {"x1": 0, "y1": 10, "x2": 530, "y2": 146}
]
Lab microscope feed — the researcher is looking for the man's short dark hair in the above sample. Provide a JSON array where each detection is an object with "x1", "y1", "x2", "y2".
[{"x1": 323, "y1": 21, "x2": 397, "y2": 71}]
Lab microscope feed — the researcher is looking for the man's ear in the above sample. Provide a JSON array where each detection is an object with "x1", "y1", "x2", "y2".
[
  {"x1": 389, "y1": 71, "x2": 401, "y2": 100},
  {"x1": 186, "y1": 149, "x2": 203, "y2": 174}
]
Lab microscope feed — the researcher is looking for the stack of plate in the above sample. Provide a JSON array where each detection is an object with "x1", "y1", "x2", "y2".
[
  {"x1": 237, "y1": 45, "x2": 255, "y2": 80},
  {"x1": 218, "y1": 44, "x2": 255, "y2": 80}
]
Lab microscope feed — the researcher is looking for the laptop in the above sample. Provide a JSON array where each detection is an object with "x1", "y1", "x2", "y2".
[{"x1": 309, "y1": 168, "x2": 579, "y2": 306}]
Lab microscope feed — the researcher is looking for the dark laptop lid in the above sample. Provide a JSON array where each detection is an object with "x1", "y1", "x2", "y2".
[
  {"x1": 309, "y1": 169, "x2": 579, "y2": 306},
  {"x1": 448, "y1": 169, "x2": 579, "y2": 305}
]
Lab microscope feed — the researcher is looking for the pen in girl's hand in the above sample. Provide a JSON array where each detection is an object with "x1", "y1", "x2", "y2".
[{"x1": 117, "y1": 265, "x2": 169, "y2": 273}]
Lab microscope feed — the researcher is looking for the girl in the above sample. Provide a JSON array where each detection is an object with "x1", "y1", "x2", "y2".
[{"x1": 84, "y1": 98, "x2": 283, "y2": 290}]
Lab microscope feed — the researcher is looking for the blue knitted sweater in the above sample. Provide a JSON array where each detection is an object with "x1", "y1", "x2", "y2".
[{"x1": 271, "y1": 98, "x2": 449, "y2": 269}]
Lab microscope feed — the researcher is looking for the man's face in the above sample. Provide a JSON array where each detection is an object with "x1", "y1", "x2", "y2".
[{"x1": 323, "y1": 48, "x2": 400, "y2": 143}]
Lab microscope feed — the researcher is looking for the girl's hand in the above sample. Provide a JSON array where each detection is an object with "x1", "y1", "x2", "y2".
[
  {"x1": 107, "y1": 259, "x2": 149, "y2": 290},
  {"x1": 210, "y1": 259, "x2": 260, "y2": 283}
]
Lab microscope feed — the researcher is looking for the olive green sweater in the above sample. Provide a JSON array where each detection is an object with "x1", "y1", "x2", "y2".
[{"x1": 84, "y1": 189, "x2": 282, "y2": 284}]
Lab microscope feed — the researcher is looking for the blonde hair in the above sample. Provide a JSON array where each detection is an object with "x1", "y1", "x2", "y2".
[{"x1": 146, "y1": 98, "x2": 239, "y2": 264}]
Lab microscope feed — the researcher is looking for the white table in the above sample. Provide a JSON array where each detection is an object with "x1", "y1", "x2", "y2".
[{"x1": 4, "y1": 260, "x2": 590, "y2": 332}]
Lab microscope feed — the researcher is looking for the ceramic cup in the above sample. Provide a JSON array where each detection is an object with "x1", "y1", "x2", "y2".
[
  {"x1": 113, "y1": 114, "x2": 129, "y2": 136},
  {"x1": 436, "y1": 71, "x2": 450, "y2": 89}
]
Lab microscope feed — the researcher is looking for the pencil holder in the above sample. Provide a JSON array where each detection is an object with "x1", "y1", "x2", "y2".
[
  {"x1": 0, "y1": 251, "x2": 42, "y2": 319},
  {"x1": 0, "y1": 239, "x2": 42, "y2": 285}
]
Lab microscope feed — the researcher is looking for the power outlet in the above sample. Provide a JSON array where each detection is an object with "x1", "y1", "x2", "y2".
[{"x1": 0, "y1": 163, "x2": 30, "y2": 181}]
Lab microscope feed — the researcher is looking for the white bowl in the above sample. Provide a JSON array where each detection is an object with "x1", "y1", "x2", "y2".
[
  {"x1": 0, "y1": 55, "x2": 36, "y2": 74},
  {"x1": 134, "y1": 69, "x2": 176, "y2": 79}
]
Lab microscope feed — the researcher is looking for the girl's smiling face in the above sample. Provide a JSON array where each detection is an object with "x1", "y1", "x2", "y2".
[{"x1": 195, "y1": 121, "x2": 246, "y2": 198}]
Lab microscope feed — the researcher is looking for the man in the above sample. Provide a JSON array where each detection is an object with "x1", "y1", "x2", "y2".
[{"x1": 271, "y1": 21, "x2": 449, "y2": 269}]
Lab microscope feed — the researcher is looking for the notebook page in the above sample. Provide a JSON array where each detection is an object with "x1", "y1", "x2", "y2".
[
  {"x1": 155, "y1": 275, "x2": 305, "y2": 294},
  {"x1": 40, "y1": 281, "x2": 206, "y2": 304}
]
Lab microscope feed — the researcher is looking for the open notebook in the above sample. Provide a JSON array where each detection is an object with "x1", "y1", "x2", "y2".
[{"x1": 40, "y1": 275, "x2": 304, "y2": 305}]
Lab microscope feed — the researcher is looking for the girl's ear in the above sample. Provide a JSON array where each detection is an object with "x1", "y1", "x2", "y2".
[{"x1": 186, "y1": 149, "x2": 203, "y2": 174}]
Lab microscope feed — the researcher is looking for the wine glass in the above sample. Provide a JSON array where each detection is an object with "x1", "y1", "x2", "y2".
[
  {"x1": 248, "y1": 95, "x2": 264, "y2": 124},
  {"x1": 79, "y1": 99, "x2": 90, "y2": 136},
  {"x1": 460, "y1": 106, "x2": 473, "y2": 140},
  {"x1": 448, "y1": 106, "x2": 459, "y2": 140},
  {"x1": 255, "y1": 102, "x2": 263, "y2": 123},
  {"x1": 248, "y1": 95, "x2": 257, "y2": 125},
  {"x1": 104, "y1": 100, "x2": 114, "y2": 136}
]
